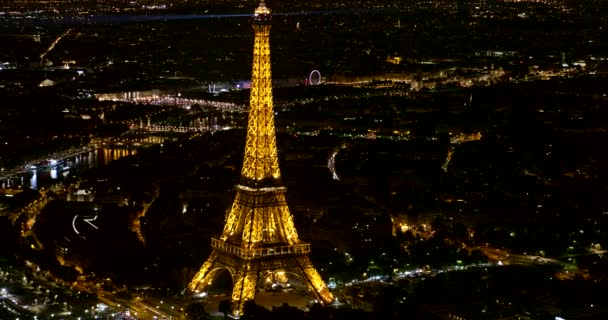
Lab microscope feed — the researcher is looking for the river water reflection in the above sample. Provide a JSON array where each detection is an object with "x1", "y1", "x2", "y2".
[{"x1": 2, "y1": 147, "x2": 138, "y2": 191}]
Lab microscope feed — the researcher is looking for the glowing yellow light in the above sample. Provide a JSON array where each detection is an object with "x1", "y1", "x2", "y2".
[{"x1": 188, "y1": 2, "x2": 333, "y2": 316}]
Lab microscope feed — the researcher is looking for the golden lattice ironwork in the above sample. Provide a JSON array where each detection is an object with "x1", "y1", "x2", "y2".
[
  {"x1": 242, "y1": 0, "x2": 279, "y2": 184},
  {"x1": 187, "y1": 1, "x2": 334, "y2": 317}
]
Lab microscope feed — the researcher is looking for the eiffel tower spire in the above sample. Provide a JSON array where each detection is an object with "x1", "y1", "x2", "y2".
[
  {"x1": 188, "y1": 2, "x2": 334, "y2": 316},
  {"x1": 241, "y1": 0, "x2": 280, "y2": 186}
]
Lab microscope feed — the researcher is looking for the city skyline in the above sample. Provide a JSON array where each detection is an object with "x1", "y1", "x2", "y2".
[{"x1": 0, "y1": 0, "x2": 607, "y2": 319}]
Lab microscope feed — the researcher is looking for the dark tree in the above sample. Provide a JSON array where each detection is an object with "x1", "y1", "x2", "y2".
[
  {"x1": 271, "y1": 303, "x2": 305, "y2": 320},
  {"x1": 186, "y1": 302, "x2": 210, "y2": 320},
  {"x1": 218, "y1": 299, "x2": 232, "y2": 319},
  {"x1": 308, "y1": 303, "x2": 328, "y2": 319},
  {"x1": 241, "y1": 300, "x2": 272, "y2": 320},
  {"x1": 470, "y1": 249, "x2": 489, "y2": 264}
]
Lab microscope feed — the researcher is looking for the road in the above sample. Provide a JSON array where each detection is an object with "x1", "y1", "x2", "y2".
[
  {"x1": 474, "y1": 246, "x2": 607, "y2": 268},
  {"x1": 73, "y1": 280, "x2": 183, "y2": 320}
]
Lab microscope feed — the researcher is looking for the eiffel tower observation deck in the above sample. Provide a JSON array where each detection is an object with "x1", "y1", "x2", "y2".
[{"x1": 187, "y1": 1, "x2": 334, "y2": 316}]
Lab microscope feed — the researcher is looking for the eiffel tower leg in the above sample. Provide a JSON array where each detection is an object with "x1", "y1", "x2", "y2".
[
  {"x1": 230, "y1": 261, "x2": 258, "y2": 317},
  {"x1": 298, "y1": 258, "x2": 335, "y2": 305},
  {"x1": 188, "y1": 251, "x2": 222, "y2": 293}
]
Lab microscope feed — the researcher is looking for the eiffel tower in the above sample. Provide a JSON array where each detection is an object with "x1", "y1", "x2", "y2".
[{"x1": 187, "y1": 1, "x2": 334, "y2": 316}]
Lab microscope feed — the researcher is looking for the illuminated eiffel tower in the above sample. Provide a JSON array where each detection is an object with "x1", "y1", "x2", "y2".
[{"x1": 187, "y1": 1, "x2": 334, "y2": 316}]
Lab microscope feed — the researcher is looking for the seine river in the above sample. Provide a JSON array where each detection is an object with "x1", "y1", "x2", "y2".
[{"x1": 2, "y1": 147, "x2": 138, "y2": 191}]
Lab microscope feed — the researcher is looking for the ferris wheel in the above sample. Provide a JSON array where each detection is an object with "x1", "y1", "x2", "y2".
[{"x1": 308, "y1": 70, "x2": 322, "y2": 85}]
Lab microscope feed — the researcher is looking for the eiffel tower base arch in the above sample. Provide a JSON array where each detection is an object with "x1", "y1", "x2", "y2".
[{"x1": 188, "y1": 247, "x2": 333, "y2": 316}]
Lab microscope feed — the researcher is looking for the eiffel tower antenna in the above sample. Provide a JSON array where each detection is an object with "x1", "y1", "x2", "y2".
[{"x1": 187, "y1": 1, "x2": 334, "y2": 316}]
